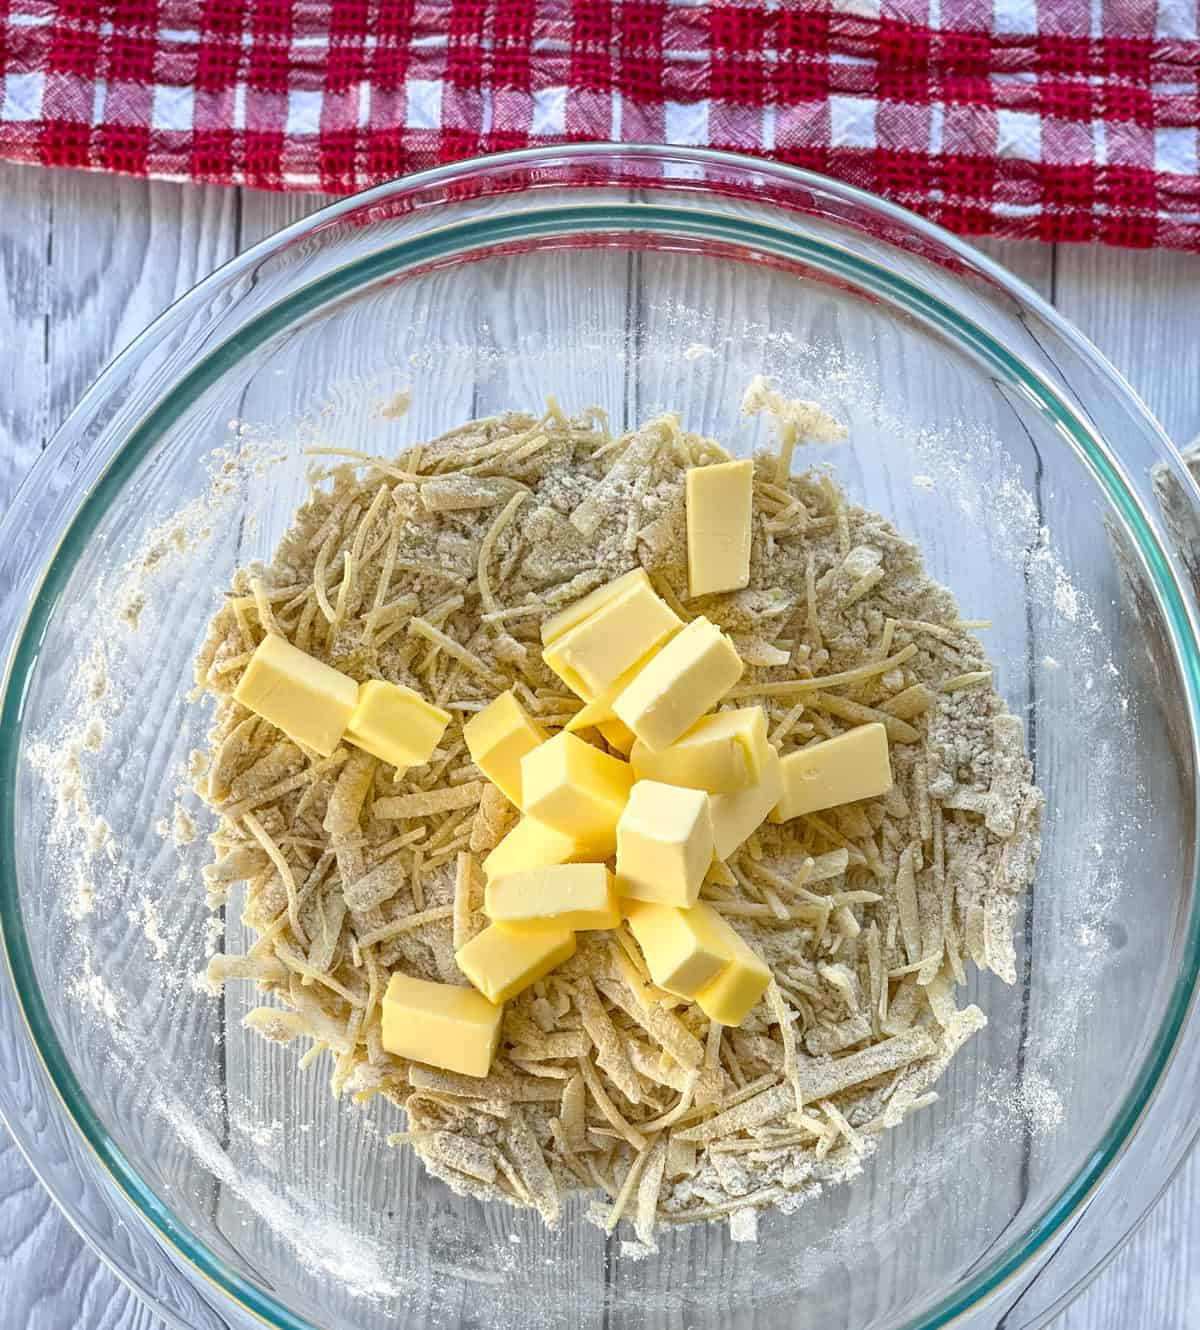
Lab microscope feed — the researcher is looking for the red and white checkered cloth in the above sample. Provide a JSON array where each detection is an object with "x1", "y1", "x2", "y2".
[{"x1": 0, "y1": 1, "x2": 1198, "y2": 249}]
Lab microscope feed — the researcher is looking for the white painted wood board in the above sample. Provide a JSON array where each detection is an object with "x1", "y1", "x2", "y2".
[{"x1": 0, "y1": 167, "x2": 1196, "y2": 1329}]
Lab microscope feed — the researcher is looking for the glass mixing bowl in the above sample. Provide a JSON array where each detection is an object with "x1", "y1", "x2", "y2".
[{"x1": 1, "y1": 146, "x2": 1199, "y2": 1330}]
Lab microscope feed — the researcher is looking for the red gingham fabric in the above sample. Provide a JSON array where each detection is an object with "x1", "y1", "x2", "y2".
[{"x1": 0, "y1": 1, "x2": 1198, "y2": 250}]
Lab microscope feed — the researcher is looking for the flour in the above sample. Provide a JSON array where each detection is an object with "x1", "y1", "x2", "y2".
[
  {"x1": 989, "y1": 1068, "x2": 1065, "y2": 1135},
  {"x1": 206, "y1": 914, "x2": 226, "y2": 949},
  {"x1": 132, "y1": 899, "x2": 169, "y2": 961},
  {"x1": 378, "y1": 390, "x2": 412, "y2": 420},
  {"x1": 172, "y1": 801, "x2": 198, "y2": 845},
  {"x1": 28, "y1": 731, "x2": 115, "y2": 883}
]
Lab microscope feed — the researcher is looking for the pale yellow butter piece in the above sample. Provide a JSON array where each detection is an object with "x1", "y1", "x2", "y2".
[
  {"x1": 613, "y1": 616, "x2": 744, "y2": 752},
  {"x1": 616, "y1": 779, "x2": 713, "y2": 908},
  {"x1": 597, "y1": 717, "x2": 636, "y2": 755},
  {"x1": 624, "y1": 898, "x2": 733, "y2": 998},
  {"x1": 344, "y1": 679, "x2": 451, "y2": 770},
  {"x1": 456, "y1": 922, "x2": 576, "y2": 1004},
  {"x1": 631, "y1": 706, "x2": 768, "y2": 794},
  {"x1": 482, "y1": 817, "x2": 587, "y2": 884},
  {"x1": 686, "y1": 459, "x2": 754, "y2": 597},
  {"x1": 486, "y1": 863, "x2": 619, "y2": 932},
  {"x1": 381, "y1": 972, "x2": 502, "y2": 1078},
  {"x1": 695, "y1": 917, "x2": 772, "y2": 1026},
  {"x1": 565, "y1": 696, "x2": 636, "y2": 754},
  {"x1": 565, "y1": 659, "x2": 651, "y2": 733},
  {"x1": 562, "y1": 664, "x2": 649, "y2": 757},
  {"x1": 520, "y1": 732, "x2": 634, "y2": 855},
  {"x1": 710, "y1": 745, "x2": 783, "y2": 860},
  {"x1": 233, "y1": 633, "x2": 358, "y2": 757},
  {"x1": 463, "y1": 690, "x2": 547, "y2": 806},
  {"x1": 543, "y1": 579, "x2": 681, "y2": 698},
  {"x1": 540, "y1": 567, "x2": 652, "y2": 646},
  {"x1": 770, "y1": 722, "x2": 893, "y2": 822}
]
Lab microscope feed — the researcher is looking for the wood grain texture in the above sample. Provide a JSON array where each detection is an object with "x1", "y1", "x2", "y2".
[
  {"x1": 0, "y1": 1134, "x2": 161, "y2": 1330},
  {"x1": 44, "y1": 169, "x2": 238, "y2": 438},
  {"x1": 1054, "y1": 245, "x2": 1200, "y2": 448},
  {"x1": 0, "y1": 164, "x2": 238, "y2": 1330},
  {"x1": 0, "y1": 164, "x2": 51, "y2": 507},
  {"x1": 1048, "y1": 244, "x2": 1200, "y2": 1330},
  {"x1": 0, "y1": 174, "x2": 1196, "y2": 1330},
  {"x1": 972, "y1": 236, "x2": 1056, "y2": 296}
]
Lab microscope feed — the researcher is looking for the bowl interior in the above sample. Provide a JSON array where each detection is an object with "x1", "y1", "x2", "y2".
[{"x1": 8, "y1": 186, "x2": 1197, "y2": 1330}]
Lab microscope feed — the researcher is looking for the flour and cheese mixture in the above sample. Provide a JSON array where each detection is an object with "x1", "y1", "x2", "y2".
[{"x1": 195, "y1": 391, "x2": 1042, "y2": 1246}]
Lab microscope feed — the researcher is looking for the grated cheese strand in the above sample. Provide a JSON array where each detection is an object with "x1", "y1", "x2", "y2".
[{"x1": 477, "y1": 490, "x2": 528, "y2": 615}]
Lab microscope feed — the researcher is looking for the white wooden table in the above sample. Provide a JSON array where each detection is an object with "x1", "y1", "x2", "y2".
[{"x1": 0, "y1": 163, "x2": 1196, "y2": 1329}]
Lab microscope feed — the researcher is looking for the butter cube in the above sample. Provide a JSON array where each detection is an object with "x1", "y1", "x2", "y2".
[
  {"x1": 711, "y1": 745, "x2": 783, "y2": 860},
  {"x1": 631, "y1": 706, "x2": 768, "y2": 794},
  {"x1": 566, "y1": 659, "x2": 650, "y2": 733},
  {"x1": 613, "y1": 616, "x2": 744, "y2": 752},
  {"x1": 463, "y1": 690, "x2": 547, "y2": 806},
  {"x1": 687, "y1": 460, "x2": 754, "y2": 597},
  {"x1": 624, "y1": 899, "x2": 733, "y2": 998},
  {"x1": 486, "y1": 864, "x2": 619, "y2": 931},
  {"x1": 233, "y1": 633, "x2": 358, "y2": 757},
  {"x1": 770, "y1": 723, "x2": 893, "y2": 821},
  {"x1": 543, "y1": 579, "x2": 680, "y2": 698},
  {"x1": 456, "y1": 923, "x2": 576, "y2": 1004},
  {"x1": 616, "y1": 780, "x2": 713, "y2": 908},
  {"x1": 598, "y1": 717, "x2": 636, "y2": 755},
  {"x1": 381, "y1": 972, "x2": 503, "y2": 1077},
  {"x1": 344, "y1": 679, "x2": 451, "y2": 770},
  {"x1": 695, "y1": 918, "x2": 772, "y2": 1026},
  {"x1": 520, "y1": 732, "x2": 633, "y2": 855},
  {"x1": 482, "y1": 818, "x2": 587, "y2": 884},
  {"x1": 541, "y1": 568, "x2": 652, "y2": 646}
]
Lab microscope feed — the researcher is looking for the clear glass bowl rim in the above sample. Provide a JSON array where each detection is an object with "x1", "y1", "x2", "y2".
[{"x1": 0, "y1": 142, "x2": 1198, "y2": 1330}]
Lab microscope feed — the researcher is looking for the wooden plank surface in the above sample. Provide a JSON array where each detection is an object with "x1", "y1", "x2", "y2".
[
  {"x1": 0, "y1": 170, "x2": 1197, "y2": 1329},
  {"x1": 1048, "y1": 245, "x2": 1200, "y2": 1330},
  {"x1": 0, "y1": 163, "x2": 241, "y2": 1329}
]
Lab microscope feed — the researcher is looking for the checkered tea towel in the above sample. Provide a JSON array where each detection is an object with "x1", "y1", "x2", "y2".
[{"x1": 0, "y1": 1, "x2": 1197, "y2": 249}]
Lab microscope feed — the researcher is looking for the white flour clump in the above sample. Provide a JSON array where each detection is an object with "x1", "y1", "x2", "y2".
[
  {"x1": 190, "y1": 399, "x2": 1041, "y2": 1246},
  {"x1": 29, "y1": 642, "x2": 117, "y2": 877},
  {"x1": 741, "y1": 373, "x2": 847, "y2": 474}
]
